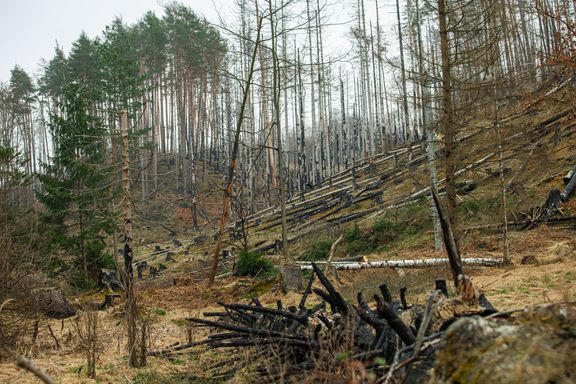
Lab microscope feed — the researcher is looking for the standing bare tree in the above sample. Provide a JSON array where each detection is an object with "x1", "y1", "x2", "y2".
[
  {"x1": 209, "y1": 7, "x2": 263, "y2": 286},
  {"x1": 121, "y1": 110, "x2": 145, "y2": 368},
  {"x1": 437, "y1": 0, "x2": 459, "y2": 251}
]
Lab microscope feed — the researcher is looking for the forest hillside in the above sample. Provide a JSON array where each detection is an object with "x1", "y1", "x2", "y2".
[{"x1": 1, "y1": 1, "x2": 576, "y2": 383}]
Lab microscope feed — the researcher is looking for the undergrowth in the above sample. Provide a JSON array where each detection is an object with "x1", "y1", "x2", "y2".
[
  {"x1": 295, "y1": 203, "x2": 432, "y2": 259},
  {"x1": 300, "y1": 239, "x2": 334, "y2": 261},
  {"x1": 343, "y1": 203, "x2": 429, "y2": 255},
  {"x1": 132, "y1": 371, "x2": 220, "y2": 384}
]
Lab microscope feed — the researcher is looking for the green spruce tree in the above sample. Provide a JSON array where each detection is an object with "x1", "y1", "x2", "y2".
[{"x1": 37, "y1": 83, "x2": 115, "y2": 288}]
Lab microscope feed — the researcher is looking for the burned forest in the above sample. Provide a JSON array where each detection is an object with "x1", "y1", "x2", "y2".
[{"x1": 1, "y1": 0, "x2": 576, "y2": 383}]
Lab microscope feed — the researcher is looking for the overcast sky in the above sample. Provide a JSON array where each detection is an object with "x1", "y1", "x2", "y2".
[{"x1": 0, "y1": 0, "x2": 398, "y2": 84}]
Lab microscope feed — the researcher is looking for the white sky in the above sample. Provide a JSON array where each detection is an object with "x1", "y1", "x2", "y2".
[{"x1": 0, "y1": 0, "x2": 399, "y2": 84}]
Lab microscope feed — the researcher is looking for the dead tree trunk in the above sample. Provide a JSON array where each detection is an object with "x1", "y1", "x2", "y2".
[
  {"x1": 121, "y1": 111, "x2": 141, "y2": 368},
  {"x1": 209, "y1": 12, "x2": 263, "y2": 286},
  {"x1": 438, "y1": 0, "x2": 460, "y2": 253}
]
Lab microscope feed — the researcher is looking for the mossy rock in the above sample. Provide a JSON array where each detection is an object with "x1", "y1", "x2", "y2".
[{"x1": 431, "y1": 304, "x2": 576, "y2": 384}]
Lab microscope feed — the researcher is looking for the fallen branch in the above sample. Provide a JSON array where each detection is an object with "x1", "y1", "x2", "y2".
[
  {"x1": 325, "y1": 233, "x2": 344, "y2": 272},
  {"x1": 0, "y1": 345, "x2": 55, "y2": 384}
]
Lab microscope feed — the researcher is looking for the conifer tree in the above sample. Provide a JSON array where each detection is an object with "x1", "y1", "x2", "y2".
[{"x1": 37, "y1": 83, "x2": 114, "y2": 285}]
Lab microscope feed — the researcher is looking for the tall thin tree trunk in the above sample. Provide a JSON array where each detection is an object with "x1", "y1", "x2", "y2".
[
  {"x1": 438, "y1": 0, "x2": 460, "y2": 252},
  {"x1": 307, "y1": 0, "x2": 318, "y2": 186},
  {"x1": 396, "y1": 0, "x2": 413, "y2": 141},
  {"x1": 121, "y1": 110, "x2": 141, "y2": 368},
  {"x1": 209, "y1": 12, "x2": 262, "y2": 286}
]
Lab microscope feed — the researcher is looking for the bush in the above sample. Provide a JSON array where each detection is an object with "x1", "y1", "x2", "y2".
[
  {"x1": 300, "y1": 239, "x2": 334, "y2": 261},
  {"x1": 236, "y1": 250, "x2": 274, "y2": 277},
  {"x1": 97, "y1": 252, "x2": 116, "y2": 270},
  {"x1": 71, "y1": 272, "x2": 99, "y2": 291},
  {"x1": 372, "y1": 218, "x2": 401, "y2": 234},
  {"x1": 343, "y1": 214, "x2": 423, "y2": 256}
]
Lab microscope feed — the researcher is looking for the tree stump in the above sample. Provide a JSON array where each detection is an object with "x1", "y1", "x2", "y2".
[{"x1": 279, "y1": 264, "x2": 304, "y2": 291}]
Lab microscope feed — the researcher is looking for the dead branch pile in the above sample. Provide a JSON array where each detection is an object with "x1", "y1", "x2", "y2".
[
  {"x1": 150, "y1": 263, "x2": 576, "y2": 383},
  {"x1": 149, "y1": 263, "x2": 498, "y2": 382}
]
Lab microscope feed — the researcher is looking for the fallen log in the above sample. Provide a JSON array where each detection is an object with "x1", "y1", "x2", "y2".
[{"x1": 298, "y1": 258, "x2": 500, "y2": 270}]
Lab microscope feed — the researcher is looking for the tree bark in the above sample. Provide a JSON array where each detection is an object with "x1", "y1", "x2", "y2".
[{"x1": 121, "y1": 111, "x2": 141, "y2": 368}]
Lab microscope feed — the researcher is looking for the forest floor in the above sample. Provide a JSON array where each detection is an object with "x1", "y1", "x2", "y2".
[
  {"x1": 1, "y1": 224, "x2": 574, "y2": 384},
  {"x1": 2, "y1": 79, "x2": 576, "y2": 383}
]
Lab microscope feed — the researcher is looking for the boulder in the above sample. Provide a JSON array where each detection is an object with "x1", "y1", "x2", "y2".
[{"x1": 432, "y1": 304, "x2": 576, "y2": 384}]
